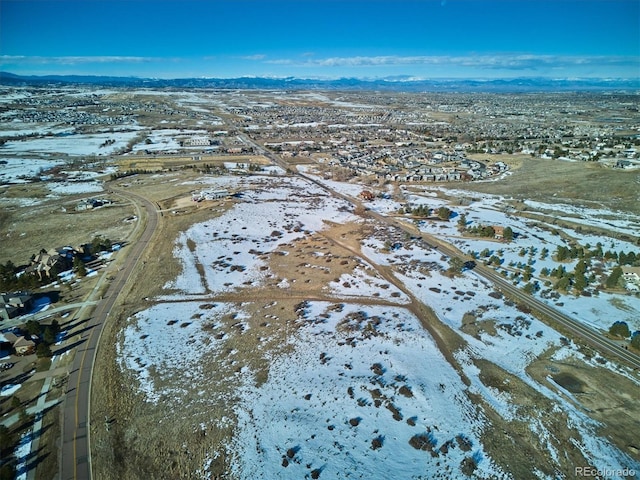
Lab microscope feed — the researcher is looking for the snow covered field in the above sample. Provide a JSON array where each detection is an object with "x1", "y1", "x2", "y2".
[
  {"x1": 117, "y1": 174, "x2": 640, "y2": 479},
  {"x1": 165, "y1": 176, "x2": 356, "y2": 296},
  {"x1": 0, "y1": 158, "x2": 66, "y2": 184},
  {"x1": 305, "y1": 173, "x2": 640, "y2": 333},
  {"x1": 232, "y1": 302, "x2": 502, "y2": 480},
  {"x1": 1, "y1": 131, "x2": 140, "y2": 156}
]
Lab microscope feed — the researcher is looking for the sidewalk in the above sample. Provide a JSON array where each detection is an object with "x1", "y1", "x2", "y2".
[{"x1": 0, "y1": 398, "x2": 61, "y2": 428}]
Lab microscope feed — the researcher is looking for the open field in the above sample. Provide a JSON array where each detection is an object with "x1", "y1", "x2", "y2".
[
  {"x1": 115, "y1": 154, "x2": 271, "y2": 172},
  {"x1": 0, "y1": 199, "x2": 135, "y2": 267},
  {"x1": 451, "y1": 157, "x2": 640, "y2": 216},
  {"x1": 83, "y1": 171, "x2": 639, "y2": 480}
]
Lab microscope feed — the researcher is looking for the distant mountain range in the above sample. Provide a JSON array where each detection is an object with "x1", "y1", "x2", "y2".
[{"x1": 1, "y1": 71, "x2": 638, "y2": 92}]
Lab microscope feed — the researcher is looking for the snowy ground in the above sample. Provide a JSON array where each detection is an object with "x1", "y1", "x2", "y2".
[
  {"x1": 231, "y1": 302, "x2": 503, "y2": 480},
  {"x1": 0, "y1": 131, "x2": 140, "y2": 156},
  {"x1": 165, "y1": 176, "x2": 356, "y2": 296},
  {"x1": 117, "y1": 174, "x2": 639, "y2": 479},
  {"x1": 304, "y1": 172, "x2": 640, "y2": 333},
  {"x1": 0, "y1": 158, "x2": 66, "y2": 184}
]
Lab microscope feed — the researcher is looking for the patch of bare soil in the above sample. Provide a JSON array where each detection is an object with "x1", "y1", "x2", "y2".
[
  {"x1": 0, "y1": 188, "x2": 136, "y2": 265},
  {"x1": 470, "y1": 358, "x2": 598, "y2": 479},
  {"x1": 443, "y1": 157, "x2": 640, "y2": 216},
  {"x1": 263, "y1": 224, "x2": 369, "y2": 297},
  {"x1": 460, "y1": 312, "x2": 498, "y2": 339},
  {"x1": 527, "y1": 348, "x2": 640, "y2": 462}
]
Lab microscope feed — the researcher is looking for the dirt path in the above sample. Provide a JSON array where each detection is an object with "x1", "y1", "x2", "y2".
[{"x1": 317, "y1": 222, "x2": 471, "y2": 385}]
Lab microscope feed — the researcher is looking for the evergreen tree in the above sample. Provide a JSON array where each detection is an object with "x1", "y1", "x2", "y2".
[
  {"x1": 73, "y1": 257, "x2": 87, "y2": 277},
  {"x1": 437, "y1": 206, "x2": 452, "y2": 220},
  {"x1": 457, "y1": 214, "x2": 467, "y2": 230},
  {"x1": 503, "y1": 226, "x2": 514, "y2": 242},
  {"x1": 36, "y1": 343, "x2": 52, "y2": 358},
  {"x1": 609, "y1": 321, "x2": 630, "y2": 338},
  {"x1": 606, "y1": 266, "x2": 623, "y2": 288},
  {"x1": 25, "y1": 320, "x2": 42, "y2": 337},
  {"x1": 43, "y1": 327, "x2": 56, "y2": 345},
  {"x1": 556, "y1": 246, "x2": 569, "y2": 261},
  {"x1": 448, "y1": 257, "x2": 464, "y2": 274},
  {"x1": 555, "y1": 277, "x2": 570, "y2": 291},
  {"x1": 482, "y1": 225, "x2": 495, "y2": 237}
]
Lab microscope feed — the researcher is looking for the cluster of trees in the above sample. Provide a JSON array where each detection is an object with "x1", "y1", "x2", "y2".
[
  {"x1": 609, "y1": 321, "x2": 631, "y2": 338},
  {"x1": 109, "y1": 168, "x2": 153, "y2": 180},
  {"x1": 464, "y1": 224, "x2": 514, "y2": 242},
  {"x1": 90, "y1": 235, "x2": 112, "y2": 253},
  {"x1": 472, "y1": 224, "x2": 496, "y2": 238},
  {"x1": 24, "y1": 319, "x2": 61, "y2": 358},
  {"x1": 552, "y1": 242, "x2": 639, "y2": 291},
  {"x1": 555, "y1": 243, "x2": 638, "y2": 266},
  {"x1": 606, "y1": 266, "x2": 624, "y2": 288},
  {"x1": 541, "y1": 259, "x2": 594, "y2": 293},
  {"x1": 193, "y1": 163, "x2": 227, "y2": 175},
  {"x1": 609, "y1": 321, "x2": 640, "y2": 350},
  {"x1": 0, "y1": 261, "x2": 30, "y2": 292},
  {"x1": 402, "y1": 205, "x2": 452, "y2": 220},
  {"x1": 73, "y1": 235, "x2": 112, "y2": 277},
  {"x1": 0, "y1": 255, "x2": 69, "y2": 292},
  {"x1": 1, "y1": 235, "x2": 113, "y2": 290},
  {"x1": 0, "y1": 424, "x2": 17, "y2": 480},
  {"x1": 246, "y1": 163, "x2": 264, "y2": 172},
  {"x1": 458, "y1": 213, "x2": 514, "y2": 241}
]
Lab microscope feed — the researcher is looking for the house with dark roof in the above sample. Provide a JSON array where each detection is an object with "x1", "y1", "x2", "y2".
[{"x1": 0, "y1": 292, "x2": 34, "y2": 321}]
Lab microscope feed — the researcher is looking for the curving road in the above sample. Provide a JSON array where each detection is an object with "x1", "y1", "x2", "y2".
[{"x1": 60, "y1": 189, "x2": 159, "y2": 480}]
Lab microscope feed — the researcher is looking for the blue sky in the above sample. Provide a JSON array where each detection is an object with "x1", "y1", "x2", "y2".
[{"x1": 1, "y1": 0, "x2": 639, "y2": 79}]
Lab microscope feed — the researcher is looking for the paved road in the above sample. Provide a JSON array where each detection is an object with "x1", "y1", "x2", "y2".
[
  {"x1": 357, "y1": 202, "x2": 640, "y2": 370},
  {"x1": 476, "y1": 263, "x2": 640, "y2": 369},
  {"x1": 60, "y1": 189, "x2": 159, "y2": 480}
]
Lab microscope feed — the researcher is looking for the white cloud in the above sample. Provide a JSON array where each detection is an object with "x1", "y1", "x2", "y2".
[
  {"x1": 0, "y1": 55, "x2": 161, "y2": 65},
  {"x1": 263, "y1": 54, "x2": 640, "y2": 71},
  {"x1": 239, "y1": 54, "x2": 267, "y2": 61}
]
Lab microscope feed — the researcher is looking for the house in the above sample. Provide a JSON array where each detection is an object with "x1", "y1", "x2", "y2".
[
  {"x1": 76, "y1": 200, "x2": 94, "y2": 211},
  {"x1": 76, "y1": 198, "x2": 113, "y2": 211},
  {"x1": 13, "y1": 336, "x2": 36, "y2": 356},
  {"x1": 622, "y1": 266, "x2": 640, "y2": 283},
  {"x1": 2, "y1": 332, "x2": 36, "y2": 356},
  {"x1": 493, "y1": 226, "x2": 505, "y2": 240},
  {"x1": 27, "y1": 250, "x2": 72, "y2": 280},
  {"x1": 192, "y1": 190, "x2": 230, "y2": 202},
  {"x1": 188, "y1": 137, "x2": 211, "y2": 147},
  {"x1": 0, "y1": 292, "x2": 34, "y2": 321},
  {"x1": 360, "y1": 190, "x2": 375, "y2": 201}
]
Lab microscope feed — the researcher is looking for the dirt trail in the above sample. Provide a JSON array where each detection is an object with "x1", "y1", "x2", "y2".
[{"x1": 317, "y1": 222, "x2": 471, "y2": 385}]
